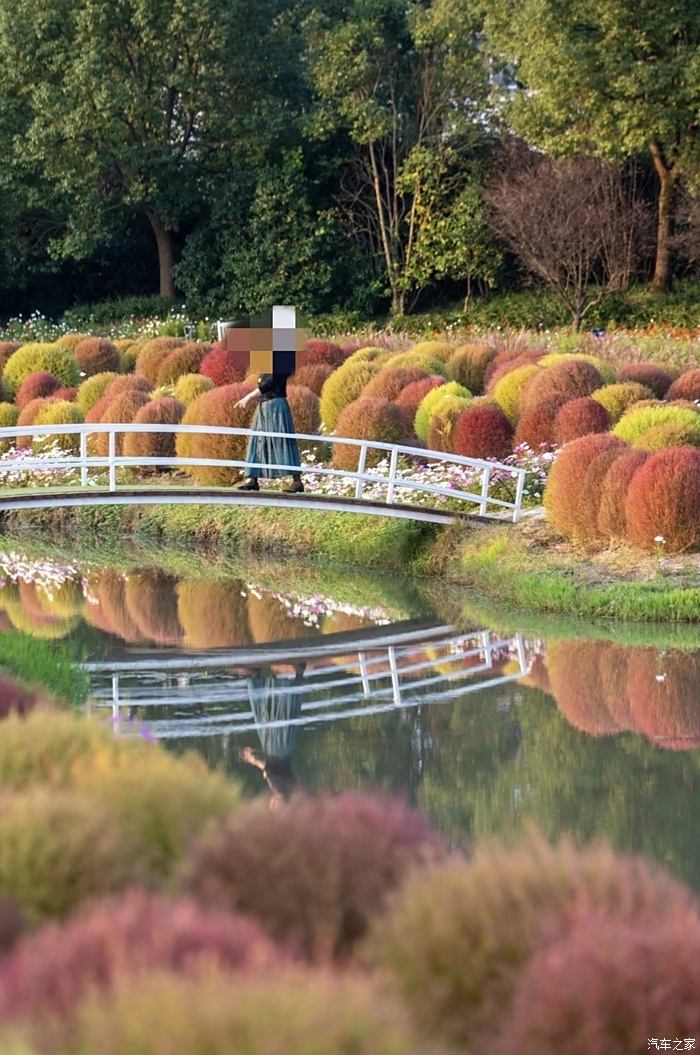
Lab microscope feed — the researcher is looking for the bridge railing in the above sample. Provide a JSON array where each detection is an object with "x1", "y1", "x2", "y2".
[{"x1": 0, "y1": 423, "x2": 526, "y2": 522}]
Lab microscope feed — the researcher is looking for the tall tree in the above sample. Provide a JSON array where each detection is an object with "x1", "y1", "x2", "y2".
[
  {"x1": 0, "y1": 0, "x2": 301, "y2": 298},
  {"x1": 481, "y1": 0, "x2": 700, "y2": 292},
  {"x1": 305, "y1": 0, "x2": 489, "y2": 315}
]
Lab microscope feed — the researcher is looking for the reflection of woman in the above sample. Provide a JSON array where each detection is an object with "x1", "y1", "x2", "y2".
[
  {"x1": 240, "y1": 663, "x2": 305, "y2": 807},
  {"x1": 235, "y1": 374, "x2": 304, "y2": 493}
]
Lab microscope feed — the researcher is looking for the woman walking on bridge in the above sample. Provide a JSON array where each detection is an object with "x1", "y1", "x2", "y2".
[{"x1": 235, "y1": 373, "x2": 305, "y2": 493}]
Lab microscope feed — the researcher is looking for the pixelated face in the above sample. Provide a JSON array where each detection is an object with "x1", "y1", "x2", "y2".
[{"x1": 223, "y1": 306, "x2": 310, "y2": 375}]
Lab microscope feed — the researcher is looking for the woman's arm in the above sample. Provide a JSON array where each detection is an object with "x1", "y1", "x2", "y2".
[{"x1": 234, "y1": 387, "x2": 260, "y2": 409}]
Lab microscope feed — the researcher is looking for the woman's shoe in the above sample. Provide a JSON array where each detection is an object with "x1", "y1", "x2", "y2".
[
  {"x1": 283, "y1": 481, "x2": 305, "y2": 493},
  {"x1": 237, "y1": 478, "x2": 260, "y2": 491}
]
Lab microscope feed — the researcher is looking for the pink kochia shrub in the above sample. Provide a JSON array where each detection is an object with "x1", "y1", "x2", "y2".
[
  {"x1": 288, "y1": 363, "x2": 333, "y2": 396},
  {"x1": 0, "y1": 890, "x2": 279, "y2": 1023},
  {"x1": 617, "y1": 362, "x2": 673, "y2": 398},
  {"x1": 73, "y1": 337, "x2": 120, "y2": 377},
  {"x1": 625, "y1": 446, "x2": 700, "y2": 553},
  {"x1": 16, "y1": 372, "x2": 61, "y2": 409},
  {"x1": 667, "y1": 367, "x2": 700, "y2": 402},
  {"x1": 302, "y1": 338, "x2": 346, "y2": 367},
  {"x1": 182, "y1": 793, "x2": 444, "y2": 963},
  {"x1": 199, "y1": 345, "x2": 247, "y2": 386}
]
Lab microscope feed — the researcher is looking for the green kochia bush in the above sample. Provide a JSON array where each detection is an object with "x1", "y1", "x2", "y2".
[
  {"x1": 32, "y1": 401, "x2": 84, "y2": 453},
  {"x1": 173, "y1": 373, "x2": 214, "y2": 405},
  {"x1": 76, "y1": 372, "x2": 119, "y2": 413},
  {"x1": 182, "y1": 793, "x2": 444, "y2": 963},
  {"x1": 3, "y1": 345, "x2": 80, "y2": 399},
  {"x1": 446, "y1": 342, "x2": 496, "y2": 393},
  {"x1": 613, "y1": 404, "x2": 700, "y2": 449},
  {"x1": 414, "y1": 381, "x2": 471, "y2": 442},
  {"x1": 591, "y1": 382, "x2": 653, "y2": 423},
  {"x1": 320, "y1": 358, "x2": 384, "y2": 431}
]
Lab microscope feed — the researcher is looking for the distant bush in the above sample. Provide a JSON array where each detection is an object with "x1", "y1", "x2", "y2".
[
  {"x1": 414, "y1": 381, "x2": 471, "y2": 442},
  {"x1": 446, "y1": 343, "x2": 496, "y2": 393},
  {"x1": 427, "y1": 395, "x2": 473, "y2": 452},
  {"x1": 519, "y1": 360, "x2": 604, "y2": 418},
  {"x1": 176, "y1": 383, "x2": 255, "y2": 486},
  {"x1": 60, "y1": 970, "x2": 421, "y2": 1055},
  {"x1": 452, "y1": 400, "x2": 514, "y2": 461},
  {"x1": 76, "y1": 372, "x2": 119, "y2": 414},
  {"x1": 667, "y1": 367, "x2": 700, "y2": 402},
  {"x1": 55, "y1": 333, "x2": 90, "y2": 352},
  {"x1": 502, "y1": 908, "x2": 700, "y2": 1055},
  {"x1": 0, "y1": 890, "x2": 279, "y2": 1025},
  {"x1": 288, "y1": 362, "x2": 333, "y2": 395},
  {"x1": 122, "y1": 397, "x2": 185, "y2": 470},
  {"x1": 135, "y1": 337, "x2": 183, "y2": 385},
  {"x1": 596, "y1": 450, "x2": 650, "y2": 540},
  {"x1": 0, "y1": 341, "x2": 22, "y2": 369},
  {"x1": 544, "y1": 433, "x2": 625, "y2": 539},
  {"x1": 73, "y1": 338, "x2": 120, "y2": 377},
  {"x1": 491, "y1": 364, "x2": 540, "y2": 423},
  {"x1": 617, "y1": 362, "x2": 673, "y2": 398},
  {"x1": 513, "y1": 394, "x2": 568, "y2": 449},
  {"x1": 182, "y1": 793, "x2": 444, "y2": 962},
  {"x1": 409, "y1": 339, "x2": 455, "y2": 362},
  {"x1": 156, "y1": 343, "x2": 208, "y2": 386},
  {"x1": 552, "y1": 397, "x2": 611, "y2": 446},
  {"x1": 3, "y1": 344, "x2": 80, "y2": 399},
  {"x1": 333, "y1": 398, "x2": 404, "y2": 471},
  {"x1": 590, "y1": 382, "x2": 653, "y2": 423},
  {"x1": 176, "y1": 580, "x2": 251, "y2": 648},
  {"x1": 302, "y1": 338, "x2": 346, "y2": 367},
  {"x1": 538, "y1": 351, "x2": 616, "y2": 384},
  {"x1": 32, "y1": 400, "x2": 84, "y2": 454},
  {"x1": 613, "y1": 404, "x2": 700, "y2": 448},
  {"x1": 386, "y1": 351, "x2": 448, "y2": 378},
  {"x1": 0, "y1": 788, "x2": 133, "y2": 923},
  {"x1": 54, "y1": 385, "x2": 77, "y2": 401},
  {"x1": 16, "y1": 372, "x2": 61, "y2": 409},
  {"x1": 320, "y1": 359, "x2": 384, "y2": 431},
  {"x1": 173, "y1": 373, "x2": 214, "y2": 405},
  {"x1": 361, "y1": 365, "x2": 429, "y2": 402},
  {"x1": 485, "y1": 350, "x2": 543, "y2": 392},
  {"x1": 369, "y1": 834, "x2": 693, "y2": 1049},
  {"x1": 638, "y1": 420, "x2": 700, "y2": 450},
  {"x1": 625, "y1": 446, "x2": 700, "y2": 553}
]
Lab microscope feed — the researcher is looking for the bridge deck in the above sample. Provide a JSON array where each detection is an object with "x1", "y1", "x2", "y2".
[{"x1": 0, "y1": 485, "x2": 500, "y2": 527}]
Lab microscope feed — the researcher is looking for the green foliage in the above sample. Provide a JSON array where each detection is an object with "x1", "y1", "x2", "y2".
[
  {"x1": 173, "y1": 373, "x2": 213, "y2": 405},
  {"x1": 76, "y1": 372, "x2": 118, "y2": 413},
  {"x1": 32, "y1": 400, "x2": 83, "y2": 453},
  {"x1": 0, "y1": 402, "x2": 19, "y2": 450},
  {"x1": 320, "y1": 359, "x2": 383, "y2": 431},
  {"x1": 414, "y1": 381, "x2": 471, "y2": 442},
  {"x1": 591, "y1": 382, "x2": 653, "y2": 423},
  {"x1": 3, "y1": 345, "x2": 79, "y2": 398},
  {"x1": 0, "y1": 632, "x2": 89, "y2": 708},
  {"x1": 446, "y1": 343, "x2": 496, "y2": 393},
  {"x1": 613, "y1": 404, "x2": 700, "y2": 447},
  {"x1": 491, "y1": 363, "x2": 540, "y2": 423}
]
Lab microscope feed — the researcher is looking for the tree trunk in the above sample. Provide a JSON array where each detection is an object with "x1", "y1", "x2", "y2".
[
  {"x1": 650, "y1": 143, "x2": 677, "y2": 295},
  {"x1": 146, "y1": 211, "x2": 176, "y2": 299}
]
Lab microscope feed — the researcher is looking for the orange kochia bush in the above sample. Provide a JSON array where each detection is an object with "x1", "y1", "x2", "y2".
[
  {"x1": 571, "y1": 444, "x2": 630, "y2": 543},
  {"x1": 135, "y1": 337, "x2": 183, "y2": 384},
  {"x1": 289, "y1": 363, "x2": 333, "y2": 396},
  {"x1": 484, "y1": 350, "x2": 542, "y2": 393},
  {"x1": 627, "y1": 649, "x2": 700, "y2": 750},
  {"x1": 552, "y1": 397, "x2": 611, "y2": 446},
  {"x1": 16, "y1": 397, "x2": 54, "y2": 447},
  {"x1": 617, "y1": 362, "x2": 673, "y2": 398},
  {"x1": 16, "y1": 371, "x2": 61, "y2": 409},
  {"x1": 122, "y1": 397, "x2": 185, "y2": 470},
  {"x1": 596, "y1": 449, "x2": 650, "y2": 540},
  {"x1": 451, "y1": 401, "x2": 513, "y2": 461},
  {"x1": 624, "y1": 445, "x2": 700, "y2": 553},
  {"x1": 544, "y1": 433, "x2": 625, "y2": 539},
  {"x1": 156, "y1": 343, "x2": 208, "y2": 386},
  {"x1": 514, "y1": 394, "x2": 569, "y2": 449},
  {"x1": 175, "y1": 382, "x2": 256, "y2": 485},
  {"x1": 73, "y1": 337, "x2": 120, "y2": 377},
  {"x1": 85, "y1": 375, "x2": 152, "y2": 423},
  {"x1": 93, "y1": 390, "x2": 151, "y2": 456},
  {"x1": 287, "y1": 384, "x2": 321, "y2": 437},
  {"x1": 519, "y1": 360, "x2": 604, "y2": 417},
  {"x1": 360, "y1": 366, "x2": 429, "y2": 403},
  {"x1": 333, "y1": 397, "x2": 404, "y2": 471}
]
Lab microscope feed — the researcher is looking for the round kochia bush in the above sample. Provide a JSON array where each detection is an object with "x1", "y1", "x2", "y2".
[
  {"x1": 519, "y1": 359, "x2": 604, "y2": 418},
  {"x1": 85, "y1": 374, "x2": 152, "y2": 423},
  {"x1": 182, "y1": 793, "x2": 444, "y2": 962},
  {"x1": 92, "y1": 390, "x2": 151, "y2": 457},
  {"x1": 320, "y1": 358, "x2": 383, "y2": 431},
  {"x1": 446, "y1": 342, "x2": 495, "y2": 393},
  {"x1": 16, "y1": 371, "x2": 61, "y2": 409},
  {"x1": 368, "y1": 834, "x2": 693, "y2": 1050},
  {"x1": 596, "y1": 449, "x2": 649, "y2": 540},
  {"x1": 32, "y1": 400, "x2": 84, "y2": 453},
  {"x1": 73, "y1": 337, "x2": 120, "y2": 377},
  {"x1": 3, "y1": 344, "x2": 80, "y2": 398},
  {"x1": 491, "y1": 364, "x2": 540, "y2": 423},
  {"x1": 57, "y1": 970, "x2": 421, "y2": 1055},
  {"x1": 451, "y1": 400, "x2": 513, "y2": 461},
  {"x1": 302, "y1": 338, "x2": 346, "y2": 366},
  {"x1": 173, "y1": 372, "x2": 213, "y2": 405},
  {"x1": 135, "y1": 337, "x2": 183, "y2": 385},
  {"x1": 591, "y1": 381, "x2": 653, "y2": 423},
  {"x1": 667, "y1": 367, "x2": 700, "y2": 402},
  {"x1": 333, "y1": 398, "x2": 404, "y2": 471},
  {"x1": 414, "y1": 381, "x2": 471, "y2": 442},
  {"x1": 361, "y1": 365, "x2": 429, "y2": 402},
  {"x1": 0, "y1": 890, "x2": 279, "y2": 1024},
  {"x1": 544, "y1": 433, "x2": 625, "y2": 539},
  {"x1": 76, "y1": 371, "x2": 119, "y2": 413},
  {"x1": 122, "y1": 397, "x2": 185, "y2": 470},
  {"x1": 624, "y1": 446, "x2": 700, "y2": 553},
  {"x1": 483, "y1": 347, "x2": 542, "y2": 390},
  {"x1": 552, "y1": 397, "x2": 611, "y2": 445},
  {"x1": 156, "y1": 343, "x2": 207, "y2": 386},
  {"x1": 176, "y1": 382, "x2": 255, "y2": 486},
  {"x1": 197, "y1": 346, "x2": 244, "y2": 386},
  {"x1": 288, "y1": 362, "x2": 333, "y2": 395},
  {"x1": 0, "y1": 402, "x2": 18, "y2": 451},
  {"x1": 617, "y1": 362, "x2": 673, "y2": 398},
  {"x1": 513, "y1": 394, "x2": 568, "y2": 449},
  {"x1": 427, "y1": 395, "x2": 472, "y2": 452},
  {"x1": 564, "y1": 443, "x2": 629, "y2": 543},
  {"x1": 613, "y1": 404, "x2": 700, "y2": 449},
  {"x1": 537, "y1": 351, "x2": 616, "y2": 383}
]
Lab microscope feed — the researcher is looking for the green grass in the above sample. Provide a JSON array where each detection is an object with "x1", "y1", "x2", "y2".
[{"x1": 0, "y1": 631, "x2": 90, "y2": 707}]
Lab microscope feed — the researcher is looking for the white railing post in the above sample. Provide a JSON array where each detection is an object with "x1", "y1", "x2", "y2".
[
  {"x1": 80, "y1": 430, "x2": 88, "y2": 488},
  {"x1": 512, "y1": 467, "x2": 526, "y2": 523},
  {"x1": 359, "y1": 651, "x2": 371, "y2": 697},
  {"x1": 479, "y1": 465, "x2": 490, "y2": 516},
  {"x1": 385, "y1": 447, "x2": 399, "y2": 504},
  {"x1": 355, "y1": 442, "x2": 368, "y2": 499},
  {"x1": 108, "y1": 430, "x2": 117, "y2": 492},
  {"x1": 480, "y1": 630, "x2": 492, "y2": 667},
  {"x1": 388, "y1": 646, "x2": 400, "y2": 705}
]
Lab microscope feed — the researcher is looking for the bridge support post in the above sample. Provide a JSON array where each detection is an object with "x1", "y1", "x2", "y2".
[{"x1": 108, "y1": 430, "x2": 116, "y2": 492}]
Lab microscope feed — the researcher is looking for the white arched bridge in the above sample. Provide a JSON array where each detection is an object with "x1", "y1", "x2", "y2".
[{"x1": 0, "y1": 423, "x2": 526, "y2": 526}]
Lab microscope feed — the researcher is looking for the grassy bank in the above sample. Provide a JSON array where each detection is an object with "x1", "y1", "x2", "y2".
[{"x1": 0, "y1": 631, "x2": 90, "y2": 707}]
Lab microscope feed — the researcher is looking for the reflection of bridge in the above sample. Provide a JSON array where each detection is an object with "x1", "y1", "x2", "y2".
[
  {"x1": 85, "y1": 623, "x2": 530, "y2": 738},
  {"x1": 0, "y1": 423, "x2": 525, "y2": 525}
]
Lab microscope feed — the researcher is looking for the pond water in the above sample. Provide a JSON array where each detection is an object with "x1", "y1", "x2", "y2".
[{"x1": 3, "y1": 541, "x2": 700, "y2": 887}]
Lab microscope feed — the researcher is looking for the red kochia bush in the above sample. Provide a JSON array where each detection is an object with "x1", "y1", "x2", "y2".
[
  {"x1": 286, "y1": 384, "x2": 321, "y2": 437},
  {"x1": 182, "y1": 793, "x2": 444, "y2": 963},
  {"x1": 451, "y1": 401, "x2": 513, "y2": 460},
  {"x1": 73, "y1": 337, "x2": 120, "y2": 376},
  {"x1": 0, "y1": 890, "x2": 279, "y2": 1023},
  {"x1": 625, "y1": 446, "x2": 700, "y2": 553},
  {"x1": 552, "y1": 397, "x2": 611, "y2": 446},
  {"x1": 394, "y1": 375, "x2": 445, "y2": 440},
  {"x1": 544, "y1": 433, "x2": 625, "y2": 539},
  {"x1": 302, "y1": 338, "x2": 346, "y2": 367},
  {"x1": 484, "y1": 350, "x2": 543, "y2": 392},
  {"x1": 93, "y1": 390, "x2": 151, "y2": 456},
  {"x1": 122, "y1": 397, "x2": 185, "y2": 470},
  {"x1": 667, "y1": 367, "x2": 700, "y2": 402},
  {"x1": 519, "y1": 360, "x2": 604, "y2": 417},
  {"x1": 617, "y1": 362, "x2": 673, "y2": 398},
  {"x1": 502, "y1": 909, "x2": 700, "y2": 1055},
  {"x1": 333, "y1": 397, "x2": 404, "y2": 471},
  {"x1": 16, "y1": 371, "x2": 61, "y2": 409},
  {"x1": 627, "y1": 650, "x2": 700, "y2": 750},
  {"x1": 53, "y1": 386, "x2": 78, "y2": 401},
  {"x1": 596, "y1": 449, "x2": 649, "y2": 539},
  {"x1": 15, "y1": 397, "x2": 54, "y2": 447},
  {"x1": 85, "y1": 375, "x2": 152, "y2": 423},
  {"x1": 361, "y1": 365, "x2": 429, "y2": 402},
  {"x1": 199, "y1": 345, "x2": 247, "y2": 386},
  {"x1": 514, "y1": 394, "x2": 568, "y2": 449},
  {"x1": 156, "y1": 343, "x2": 208, "y2": 386},
  {"x1": 289, "y1": 362, "x2": 333, "y2": 395},
  {"x1": 572, "y1": 444, "x2": 630, "y2": 542}
]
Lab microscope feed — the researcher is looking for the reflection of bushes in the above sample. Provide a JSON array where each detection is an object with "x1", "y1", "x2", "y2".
[
  {"x1": 247, "y1": 592, "x2": 312, "y2": 644},
  {"x1": 627, "y1": 650, "x2": 700, "y2": 749},
  {"x1": 547, "y1": 641, "x2": 620, "y2": 735},
  {"x1": 183, "y1": 793, "x2": 443, "y2": 962},
  {"x1": 124, "y1": 571, "x2": 182, "y2": 646},
  {"x1": 96, "y1": 571, "x2": 144, "y2": 643},
  {"x1": 177, "y1": 580, "x2": 251, "y2": 648}
]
